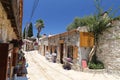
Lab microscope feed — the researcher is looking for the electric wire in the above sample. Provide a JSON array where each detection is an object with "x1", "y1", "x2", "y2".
[
  {"x1": 25, "y1": 0, "x2": 40, "y2": 38},
  {"x1": 29, "y1": 0, "x2": 40, "y2": 22}
]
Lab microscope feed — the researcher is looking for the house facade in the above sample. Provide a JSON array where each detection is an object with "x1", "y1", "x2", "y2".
[
  {"x1": 39, "y1": 29, "x2": 94, "y2": 70},
  {"x1": 23, "y1": 37, "x2": 37, "y2": 51}
]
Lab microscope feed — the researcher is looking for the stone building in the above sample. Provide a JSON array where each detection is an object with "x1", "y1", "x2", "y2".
[
  {"x1": 38, "y1": 36, "x2": 48, "y2": 55},
  {"x1": 23, "y1": 39, "x2": 34, "y2": 51},
  {"x1": 0, "y1": 0, "x2": 23, "y2": 80},
  {"x1": 39, "y1": 29, "x2": 94, "y2": 70},
  {"x1": 22, "y1": 36, "x2": 37, "y2": 51}
]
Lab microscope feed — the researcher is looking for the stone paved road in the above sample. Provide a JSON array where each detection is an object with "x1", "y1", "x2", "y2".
[{"x1": 24, "y1": 50, "x2": 120, "y2": 80}]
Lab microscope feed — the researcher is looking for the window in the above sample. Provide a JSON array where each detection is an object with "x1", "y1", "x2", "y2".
[{"x1": 67, "y1": 46, "x2": 73, "y2": 59}]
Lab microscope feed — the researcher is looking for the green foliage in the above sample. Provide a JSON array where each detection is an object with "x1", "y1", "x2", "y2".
[
  {"x1": 113, "y1": 16, "x2": 120, "y2": 20},
  {"x1": 23, "y1": 22, "x2": 33, "y2": 39},
  {"x1": 94, "y1": 0, "x2": 103, "y2": 15},
  {"x1": 87, "y1": 15, "x2": 112, "y2": 43},
  {"x1": 87, "y1": 0, "x2": 114, "y2": 44},
  {"x1": 66, "y1": 16, "x2": 95, "y2": 31},
  {"x1": 66, "y1": 0, "x2": 119, "y2": 32},
  {"x1": 88, "y1": 61, "x2": 104, "y2": 69},
  {"x1": 35, "y1": 19, "x2": 44, "y2": 29},
  {"x1": 35, "y1": 19, "x2": 44, "y2": 38},
  {"x1": 23, "y1": 27, "x2": 26, "y2": 39},
  {"x1": 88, "y1": 53, "x2": 104, "y2": 69},
  {"x1": 28, "y1": 22, "x2": 33, "y2": 37},
  {"x1": 66, "y1": 23, "x2": 76, "y2": 31},
  {"x1": 87, "y1": 0, "x2": 114, "y2": 64}
]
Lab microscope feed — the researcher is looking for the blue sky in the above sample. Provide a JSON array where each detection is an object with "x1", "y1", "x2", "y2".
[{"x1": 22, "y1": 0, "x2": 120, "y2": 36}]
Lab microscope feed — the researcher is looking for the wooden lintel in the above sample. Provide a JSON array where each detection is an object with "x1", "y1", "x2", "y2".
[
  {"x1": 1, "y1": 0, "x2": 11, "y2": 5},
  {"x1": 59, "y1": 40, "x2": 64, "y2": 43}
]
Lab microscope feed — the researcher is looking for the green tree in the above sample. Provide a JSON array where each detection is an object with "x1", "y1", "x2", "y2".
[
  {"x1": 87, "y1": 0, "x2": 114, "y2": 63},
  {"x1": 66, "y1": 16, "x2": 95, "y2": 31},
  {"x1": 35, "y1": 19, "x2": 44, "y2": 40},
  {"x1": 23, "y1": 27, "x2": 26, "y2": 39},
  {"x1": 28, "y1": 22, "x2": 33, "y2": 37}
]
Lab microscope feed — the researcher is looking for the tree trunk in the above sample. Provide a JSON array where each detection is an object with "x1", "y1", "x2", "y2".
[
  {"x1": 89, "y1": 36, "x2": 98, "y2": 62},
  {"x1": 37, "y1": 27, "x2": 41, "y2": 42},
  {"x1": 89, "y1": 46, "x2": 95, "y2": 61}
]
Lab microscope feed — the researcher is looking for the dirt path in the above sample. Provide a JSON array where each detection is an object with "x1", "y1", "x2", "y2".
[{"x1": 24, "y1": 50, "x2": 120, "y2": 80}]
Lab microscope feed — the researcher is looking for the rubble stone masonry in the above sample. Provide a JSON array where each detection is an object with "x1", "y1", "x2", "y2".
[
  {"x1": 0, "y1": 3, "x2": 17, "y2": 42},
  {"x1": 96, "y1": 21, "x2": 120, "y2": 75}
]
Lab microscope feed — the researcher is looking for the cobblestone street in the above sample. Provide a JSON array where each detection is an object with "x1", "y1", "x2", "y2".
[{"x1": 24, "y1": 50, "x2": 120, "y2": 80}]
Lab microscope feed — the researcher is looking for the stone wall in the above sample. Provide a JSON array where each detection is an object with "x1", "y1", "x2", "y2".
[
  {"x1": 96, "y1": 21, "x2": 120, "y2": 75},
  {"x1": 0, "y1": 2, "x2": 17, "y2": 42}
]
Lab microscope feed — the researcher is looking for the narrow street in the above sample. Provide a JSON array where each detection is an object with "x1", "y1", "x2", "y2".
[{"x1": 24, "y1": 50, "x2": 120, "y2": 80}]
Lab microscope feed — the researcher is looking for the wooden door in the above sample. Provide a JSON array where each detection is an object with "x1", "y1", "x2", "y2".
[{"x1": 0, "y1": 43, "x2": 9, "y2": 80}]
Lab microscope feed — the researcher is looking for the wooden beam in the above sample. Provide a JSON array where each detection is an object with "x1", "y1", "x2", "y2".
[{"x1": 0, "y1": 0, "x2": 11, "y2": 5}]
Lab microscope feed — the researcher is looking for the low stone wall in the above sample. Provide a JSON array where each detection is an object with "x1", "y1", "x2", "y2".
[{"x1": 96, "y1": 22, "x2": 120, "y2": 75}]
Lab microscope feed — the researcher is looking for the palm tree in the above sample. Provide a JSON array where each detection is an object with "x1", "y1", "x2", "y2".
[{"x1": 35, "y1": 19, "x2": 44, "y2": 40}]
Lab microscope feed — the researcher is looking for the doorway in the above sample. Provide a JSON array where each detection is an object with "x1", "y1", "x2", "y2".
[
  {"x1": 67, "y1": 45, "x2": 73, "y2": 59},
  {"x1": 43, "y1": 45, "x2": 45, "y2": 56},
  {"x1": 60, "y1": 43, "x2": 64, "y2": 64}
]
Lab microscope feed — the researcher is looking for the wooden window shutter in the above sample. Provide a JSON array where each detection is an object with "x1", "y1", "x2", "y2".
[{"x1": 80, "y1": 32, "x2": 94, "y2": 47}]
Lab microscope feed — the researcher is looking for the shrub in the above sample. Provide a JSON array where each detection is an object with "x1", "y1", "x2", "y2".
[{"x1": 88, "y1": 61, "x2": 104, "y2": 69}]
